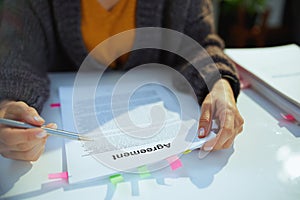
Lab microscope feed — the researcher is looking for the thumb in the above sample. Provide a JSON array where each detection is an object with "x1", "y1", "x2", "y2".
[{"x1": 198, "y1": 102, "x2": 212, "y2": 138}]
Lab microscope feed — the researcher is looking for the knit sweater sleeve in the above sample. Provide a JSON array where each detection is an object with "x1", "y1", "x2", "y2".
[
  {"x1": 178, "y1": 0, "x2": 240, "y2": 104},
  {"x1": 0, "y1": 0, "x2": 50, "y2": 112}
]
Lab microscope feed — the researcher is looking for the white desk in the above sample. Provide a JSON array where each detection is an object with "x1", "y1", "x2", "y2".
[{"x1": 0, "y1": 72, "x2": 299, "y2": 200}]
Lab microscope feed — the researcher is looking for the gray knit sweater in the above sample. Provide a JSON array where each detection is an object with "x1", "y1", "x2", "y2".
[{"x1": 0, "y1": 0, "x2": 240, "y2": 112}]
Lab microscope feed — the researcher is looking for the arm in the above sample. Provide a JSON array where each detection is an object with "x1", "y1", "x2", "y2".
[
  {"x1": 180, "y1": 0, "x2": 240, "y2": 103},
  {"x1": 0, "y1": 0, "x2": 50, "y2": 111},
  {"x1": 179, "y1": 0, "x2": 244, "y2": 151},
  {"x1": 0, "y1": 0, "x2": 53, "y2": 161}
]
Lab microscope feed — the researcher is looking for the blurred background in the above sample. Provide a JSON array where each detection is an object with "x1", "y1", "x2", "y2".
[{"x1": 213, "y1": 0, "x2": 300, "y2": 47}]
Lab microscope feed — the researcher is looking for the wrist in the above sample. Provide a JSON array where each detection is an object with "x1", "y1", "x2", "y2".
[
  {"x1": 219, "y1": 74, "x2": 240, "y2": 102},
  {"x1": 213, "y1": 78, "x2": 231, "y2": 90}
]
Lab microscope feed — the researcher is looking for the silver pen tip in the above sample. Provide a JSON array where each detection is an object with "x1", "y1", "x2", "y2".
[{"x1": 79, "y1": 135, "x2": 94, "y2": 141}]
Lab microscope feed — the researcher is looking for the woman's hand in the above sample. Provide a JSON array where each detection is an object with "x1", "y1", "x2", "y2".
[
  {"x1": 198, "y1": 79, "x2": 244, "y2": 151},
  {"x1": 0, "y1": 101, "x2": 56, "y2": 161}
]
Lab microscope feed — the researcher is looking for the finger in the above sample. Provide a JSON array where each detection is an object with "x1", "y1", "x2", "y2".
[
  {"x1": 222, "y1": 136, "x2": 235, "y2": 149},
  {"x1": 0, "y1": 138, "x2": 39, "y2": 152},
  {"x1": 198, "y1": 148, "x2": 212, "y2": 159},
  {"x1": 222, "y1": 122, "x2": 243, "y2": 149},
  {"x1": 202, "y1": 131, "x2": 232, "y2": 151},
  {"x1": 30, "y1": 141, "x2": 46, "y2": 161},
  {"x1": 202, "y1": 137, "x2": 218, "y2": 152},
  {"x1": 203, "y1": 113, "x2": 243, "y2": 151},
  {"x1": 44, "y1": 123, "x2": 58, "y2": 129},
  {"x1": 203, "y1": 109, "x2": 235, "y2": 151},
  {"x1": 0, "y1": 138, "x2": 45, "y2": 152},
  {"x1": 0, "y1": 127, "x2": 47, "y2": 146},
  {"x1": 214, "y1": 110, "x2": 235, "y2": 150},
  {"x1": 234, "y1": 113, "x2": 244, "y2": 130},
  {"x1": 1, "y1": 140, "x2": 46, "y2": 161},
  {"x1": 236, "y1": 125, "x2": 243, "y2": 134},
  {"x1": 4, "y1": 101, "x2": 45, "y2": 126},
  {"x1": 198, "y1": 100, "x2": 213, "y2": 138}
]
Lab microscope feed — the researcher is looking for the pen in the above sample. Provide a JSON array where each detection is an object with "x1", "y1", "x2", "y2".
[{"x1": 0, "y1": 118, "x2": 93, "y2": 141}]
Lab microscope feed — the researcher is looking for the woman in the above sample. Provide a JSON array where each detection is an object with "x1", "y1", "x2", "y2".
[{"x1": 0, "y1": 0, "x2": 243, "y2": 161}]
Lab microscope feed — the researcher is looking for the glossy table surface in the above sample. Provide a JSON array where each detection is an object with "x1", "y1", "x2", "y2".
[{"x1": 0, "y1": 72, "x2": 299, "y2": 200}]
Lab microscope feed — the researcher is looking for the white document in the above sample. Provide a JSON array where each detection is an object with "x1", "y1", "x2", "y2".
[
  {"x1": 59, "y1": 83, "x2": 214, "y2": 183},
  {"x1": 225, "y1": 44, "x2": 300, "y2": 107}
]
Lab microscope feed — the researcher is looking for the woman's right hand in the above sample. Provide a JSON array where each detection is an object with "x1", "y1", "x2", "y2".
[{"x1": 0, "y1": 100, "x2": 56, "y2": 161}]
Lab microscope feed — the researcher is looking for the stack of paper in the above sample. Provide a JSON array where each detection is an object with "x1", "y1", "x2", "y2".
[
  {"x1": 59, "y1": 82, "x2": 214, "y2": 183},
  {"x1": 225, "y1": 44, "x2": 300, "y2": 122}
]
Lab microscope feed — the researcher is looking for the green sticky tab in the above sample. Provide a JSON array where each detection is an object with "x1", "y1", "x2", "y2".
[
  {"x1": 183, "y1": 149, "x2": 192, "y2": 154},
  {"x1": 138, "y1": 165, "x2": 151, "y2": 178},
  {"x1": 109, "y1": 174, "x2": 124, "y2": 185}
]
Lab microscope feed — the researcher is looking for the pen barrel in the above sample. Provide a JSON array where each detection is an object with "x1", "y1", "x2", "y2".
[
  {"x1": 0, "y1": 118, "x2": 36, "y2": 129},
  {"x1": 0, "y1": 118, "x2": 87, "y2": 141},
  {"x1": 43, "y1": 128, "x2": 80, "y2": 140}
]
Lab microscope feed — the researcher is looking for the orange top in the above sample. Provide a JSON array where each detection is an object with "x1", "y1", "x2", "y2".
[{"x1": 81, "y1": 0, "x2": 136, "y2": 67}]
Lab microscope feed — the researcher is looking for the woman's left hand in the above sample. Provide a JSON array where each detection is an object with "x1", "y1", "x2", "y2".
[{"x1": 198, "y1": 78, "x2": 244, "y2": 151}]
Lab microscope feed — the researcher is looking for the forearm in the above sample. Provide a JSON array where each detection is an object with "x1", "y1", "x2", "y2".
[
  {"x1": 0, "y1": 0, "x2": 51, "y2": 112},
  {"x1": 178, "y1": 0, "x2": 240, "y2": 104},
  {"x1": 0, "y1": 69, "x2": 50, "y2": 113},
  {"x1": 203, "y1": 37, "x2": 240, "y2": 101}
]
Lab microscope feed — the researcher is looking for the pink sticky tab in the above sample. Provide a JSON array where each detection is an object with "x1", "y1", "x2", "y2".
[
  {"x1": 167, "y1": 156, "x2": 182, "y2": 171},
  {"x1": 50, "y1": 103, "x2": 61, "y2": 108},
  {"x1": 281, "y1": 113, "x2": 296, "y2": 122},
  {"x1": 48, "y1": 171, "x2": 68, "y2": 179}
]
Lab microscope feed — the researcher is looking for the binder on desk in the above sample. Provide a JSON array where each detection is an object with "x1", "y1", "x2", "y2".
[{"x1": 225, "y1": 44, "x2": 300, "y2": 122}]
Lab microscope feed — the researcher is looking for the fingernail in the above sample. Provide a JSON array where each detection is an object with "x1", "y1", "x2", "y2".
[
  {"x1": 36, "y1": 131, "x2": 47, "y2": 139},
  {"x1": 50, "y1": 123, "x2": 58, "y2": 129},
  {"x1": 198, "y1": 149, "x2": 210, "y2": 159},
  {"x1": 203, "y1": 146, "x2": 213, "y2": 151},
  {"x1": 198, "y1": 127, "x2": 205, "y2": 138},
  {"x1": 34, "y1": 116, "x2": 44, "y2": 122}
]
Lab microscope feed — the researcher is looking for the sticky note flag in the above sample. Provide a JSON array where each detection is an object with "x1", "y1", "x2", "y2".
[
  {"x1": 183, "y1": 149, "x2": 192, "y2": 154},
  {"x1": 109, "y1": 174, "x2": 124, "y2": 185},
  {"x1": 281, "y1": 113, "x2": 296, "y2": 122},
  {"x1": 166, "y1": 155, "x2": 182, "y2": 171},
  {"x1": 138, "y1": 165, "x2": 151, "y2": 178},
  {"x1": 50, "y1": 103, "x2": 61, "y2": 108},
  {"x1": 48, "y1": 171, "x2": 68, "y2": 180}
]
